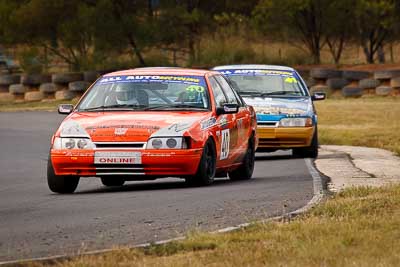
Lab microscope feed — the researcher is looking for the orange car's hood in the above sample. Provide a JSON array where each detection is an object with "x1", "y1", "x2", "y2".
[{"x1": 59, "y1": 111, "x2": 210, "y2": 142}]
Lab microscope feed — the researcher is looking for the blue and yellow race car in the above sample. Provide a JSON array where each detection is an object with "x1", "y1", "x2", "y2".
[{"x1": 213, "y1": 65, "x2": 325, "y2": 158}]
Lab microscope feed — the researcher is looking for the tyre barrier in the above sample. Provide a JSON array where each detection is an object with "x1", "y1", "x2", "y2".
[
  {"x1": 9, "y1": 84, "x2": 28, "y2": 94},
  {"x1": 390, "y1": 77, "x2": 400, "y2": 88},
  {"x1": 342, "y1": 86, "x2": 363, "y2": 97},
  {"x1": 0, "y1": 85, "x2": 8, "y2": 93},
  {"x1": 375, "y1": 86, "x2": 392, "y2": 96},
  {"x1": 359, "y1": 78, "x2": 381, "y2": 89},
  {"x1": 39, "y1": 83, "x2": 58, "y2": 100},
  {"x1": 52, "y1": 72, "x2": 84, "y2": 84},
  {"x1": 24, "y1": 91, "x2": 44, "y2": 102},
  {"x1": 310, "y1": 68, "x2": 342, "y2": 79},
  {"x1": 342, "y1": 70, "x2": 370, "y2": 81},
  {"x1": 39, "y1": 83, "x2": 57, "y2": 93},
  {"x1": 83, "y1": 71, "x2": 100, "y2": 83},
  {"x1": 374, "y1": 69, "x2": 400, "y2": 80},
  {"x1": 21, "y1": 74, "x2": 51, "y2": 86},
  {"x1": 69, "y1": 81, "x2": 90, "y2": 92},
  {"x1": 0, "y1": 74, "x2": 20, "y2": 86},
  {"x1": 305, "y1": 77, "x2": 317, "y2": 88},
  {"x1": 4, "y1": 68, "x2": 400, "y2": 104},
  {"x1": 326, "y1": 78, "x2": 349, "y2": 90},
  {"x1": 55, "y1": 90, "x2": 77, "y2": 100}
]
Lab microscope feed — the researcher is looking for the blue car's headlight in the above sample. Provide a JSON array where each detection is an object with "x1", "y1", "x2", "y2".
[{"x1": 279, "y1": 117, "x2": 312, "y2": 127}]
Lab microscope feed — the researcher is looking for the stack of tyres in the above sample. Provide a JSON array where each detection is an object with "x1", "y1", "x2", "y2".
[
  {"x1": 0, "y1": 74, "x2": 19, "y2": 102},
  {"x1": 52, "y1": 72, "x2": 83, "y2": 100},
  {"x1": 21, "y1": 74, "x2": 51, "y2": 102},
  {"x1": 341, "y1": 70, "x2": 370, "y2": 98},
  {"x1": 309, "y1": 68, "x2": 342, "y2": 97},
  {"x1": 374, "y1": 70, "x2": 400, "y2": 96}
]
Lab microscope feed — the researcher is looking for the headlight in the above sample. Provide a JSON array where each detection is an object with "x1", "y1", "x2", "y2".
[
  {"x1": 53, "y1": 137, "x2": 95, "y2": 150},
  {"x1": 146, "y1": 137, "x2": 188, "y2": 149},
  {"x1": 279, "y1": 117, "x2": 312, "y2": 127},
  {"x1": 60, "y1": 120, "x2": 90, "y2": 138}
]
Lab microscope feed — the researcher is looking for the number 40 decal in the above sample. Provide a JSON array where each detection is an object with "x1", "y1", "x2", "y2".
[{"x1": 220, "y1": 129, "x2": 230, "y2": 160}]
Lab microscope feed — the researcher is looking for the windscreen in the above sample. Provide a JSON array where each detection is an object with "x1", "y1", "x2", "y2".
[
  {"x1": 77, "y1": 75, "x2": 210, "y2": 111},
  {"x1": 218, "y1": 69, "x2": 307, "y2": 97}
]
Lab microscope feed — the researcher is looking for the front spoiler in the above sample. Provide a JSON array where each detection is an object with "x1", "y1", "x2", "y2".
[
  {"x1": 256, "y1": 126, "x2": 315, "y2": 149},
  {"x1": 51, "y1": 148, "x2": 203, "y2": 177}
]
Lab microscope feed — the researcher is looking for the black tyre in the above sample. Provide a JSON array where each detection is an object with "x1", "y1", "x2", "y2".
[
  {"x1": 342, "y1": 86, "x2": 363, "y2": 97},
  {"x1": 229, "y1": 135, "x2": 255, "y2": 181},
  {"x1": 101, "y1": 177, "x2": 125, "y2": 187},
  {"x1": 391, "y1": 77, "x2": 400, "y2": 88},
  {"x1": 359, "y1": 78, "x2": 380, "y2": 89},
  {"x1": 69, "y1": 81, "x2": 90, "y2": 92},
  {"x1": 21, "y1": 74, "x2": 51, "y2": 86},
  {"x1": 326, "y1": 78, "x2": 349, "y2": 90},
  {"x1": 342, "y1": 70, "x2": 370, "y2": 81},
  {"x1": 39, "y1": 83, "x2": 57, "y2": 93},
  {"x1": 0, "y1": 74, "x2": 20, "y2": 86},
  {"x1": 374, "y1": 70, "x2": 400, "y2": 80},
  {"x1": 186, "y1": 139, "x2": 216, "y2": 186},
  {"x1": 376, "y1": 86, "x2": 392, "y2": 96},
  {"x1": 52, "y1": 72, "x2": 83, "y2": 84},
  {"x1": 293, "y1": 129, "x2": 318, "y2": 158},
  {"x1": 310, "y1": 68, "x2": 341, "y2": 79},
  {"x1": 47, "y1": 158, "x2": 79, "y2": 194}
]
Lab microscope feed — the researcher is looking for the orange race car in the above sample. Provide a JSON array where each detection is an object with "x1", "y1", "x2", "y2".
[{"x1": 48, "y1": 68, "x2": 258, "y2": 193}]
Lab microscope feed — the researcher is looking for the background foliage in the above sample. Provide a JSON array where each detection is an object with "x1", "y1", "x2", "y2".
[{"x1": 1, "y1": 0, "x2": 399, "y2": 72}]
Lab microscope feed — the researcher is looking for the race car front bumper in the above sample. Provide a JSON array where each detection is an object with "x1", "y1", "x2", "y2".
[
  {"x1": 256, "y1": 126, "x2": 315, "y2": 149},
  {"x1": 50, "y1": 148, "x2": 203, "y2": 178}
]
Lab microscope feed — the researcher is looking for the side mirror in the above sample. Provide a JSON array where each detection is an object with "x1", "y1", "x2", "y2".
[
  {"x1": 216, "y1": 103, "x2": 239, "y2": 116},
  {"x1": 311, "y1": 92, "x2": 326, "y2": 101},
  {"x1": 58, "y1": 104, "x2": 74, "y2": 114}
]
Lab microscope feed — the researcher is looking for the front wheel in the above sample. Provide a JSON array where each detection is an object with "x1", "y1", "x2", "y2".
[
  {"x1": 47, "y1": 157, "x2": 79, "y2": 194},
  {"x1": 229, "y1": 135, "x2": 255, "y2": 181},
  {"x1": 186, "y1": 139, "x2": 216, "y2": 186}
]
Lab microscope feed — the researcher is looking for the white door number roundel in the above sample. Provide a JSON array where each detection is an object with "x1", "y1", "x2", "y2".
[{"x1": 220, "y1": 129, "x2": 230, "y2": 160}]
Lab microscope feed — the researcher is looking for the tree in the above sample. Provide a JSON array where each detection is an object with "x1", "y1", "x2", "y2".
[
  {"x1": 355, "y1": 0, "x2": 397, "y2": 63},
  {"x1": 13, "y1": 0, "x2": 96, "y2": 70},
  {"x1": 324, "y1": 0, "x2": 356, "y2": 64},
  {"x1": 253, "y1": 0, "x2": 332, "y2": 64}
]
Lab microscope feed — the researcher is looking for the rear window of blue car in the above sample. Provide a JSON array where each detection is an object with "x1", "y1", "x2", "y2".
[{"x1": 217, "y1": 69, "x2": 308, "y2": 97}]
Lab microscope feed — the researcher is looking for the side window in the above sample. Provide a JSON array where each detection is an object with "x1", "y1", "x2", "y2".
[
  {"x1": 215, "y1": 75, "x2": 239, "y2": 105},
  {"x1": 209, "y1": 76, "x2": 227, "y2": 108}
]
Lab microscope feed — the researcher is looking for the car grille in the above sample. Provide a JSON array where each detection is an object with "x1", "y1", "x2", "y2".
[
  {"x1": 94, "y1": 163, "x2": 145, "y2": 175},
  {"x1": 257, "y1": 121, "x2": 278, "y2": 127},
  {"x1": 94, "y1": 142, "x2": 146, "y2": 149}
]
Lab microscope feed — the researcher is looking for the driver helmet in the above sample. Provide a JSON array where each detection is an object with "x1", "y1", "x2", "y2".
[{"x1": 115, "y1": 84, "x2": 138, "y2": 105}]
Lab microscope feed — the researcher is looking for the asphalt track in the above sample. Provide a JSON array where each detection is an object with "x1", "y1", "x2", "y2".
[{"x1": 0, "y1": 111, "x2": 314, "y2": 262}]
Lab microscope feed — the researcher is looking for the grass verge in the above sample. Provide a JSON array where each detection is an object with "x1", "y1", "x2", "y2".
[
  {"x1": 14, "y1": 97, "x2": 400, "y2": 267},
  {"x1": 315, "y1": 97, "x2": 400, "y2": 155},
  {"x1": 29, "y1": 185, "x2": 400, "y2": 267}
]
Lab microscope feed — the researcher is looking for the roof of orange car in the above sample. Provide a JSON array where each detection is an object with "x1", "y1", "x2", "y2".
[{"x1": 104, "y1": 67, "x2": 219, "y2": 77}]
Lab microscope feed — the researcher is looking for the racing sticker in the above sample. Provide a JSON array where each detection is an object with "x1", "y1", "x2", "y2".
[
  {"x1": 219, "y1": 69, "x2": 293, "y2": 76},
  {"x1": 284, "y1": 77, "x2": 298, "y2": 83},
  {"x1": 99, "y1": 75, "x2": 205, "y2": 86},
  {"x1": 200, "y1": 117, "x2": 216, "y2": 130},
  {"x1": 94, "y1": 151, "x2": 142, "y2": 164},
  {"x1": 220, "y1": 129, "x2": 230, "y2": 160}
]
